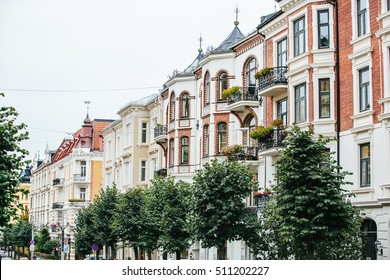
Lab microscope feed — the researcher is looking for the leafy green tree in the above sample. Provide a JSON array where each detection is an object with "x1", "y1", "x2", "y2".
[
  {"x1": 192, "y1": 159, "x2": 257, "y2": 259},
  {"x1": 35, "y1": 227, "x2": 51, "y2": 253},
  {"x1": 147, "y1": 176, "x2": 191, "y2": 260},
  {"x1": 74, "y1": 205, "x2": 96, "y2": 258},
  {"x1": 92, "y1": 185, "x2": 119, "y2": 260},
  {"x1": 42, "y1": 239, "x2": 60, "y2": 256},
  {"x1": 11, "y1": 220, "x2": 32, "y2": 259},
  {"x1": 0, "y1": 93, "x2": 29, "y2": 228},
  {"x1": 251, "y1": 125, "x2": 362, "y2": 259}
]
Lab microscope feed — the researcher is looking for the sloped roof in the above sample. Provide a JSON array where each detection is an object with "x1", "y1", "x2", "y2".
[
  {"x1": 176, "y1": 51, "x2": 204, "y2": 77},
  {"x1": 118, "y1": 93, "x2": 159, "y2": 114},
  {"x1": 212, "y1": 24, "x2": 245, "y2": 54}
]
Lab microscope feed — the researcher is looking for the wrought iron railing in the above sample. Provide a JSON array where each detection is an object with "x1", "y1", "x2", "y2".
[
  {"x1": 258, "y1": 66, "x2": 288, "y2": 92},
  {"x1": 73, "y1": 174, "x2": 86, "y2": 182},
  {"x1": 154, "y1": 125, "x2": 168, "y2": 138},
  {"x1": 226, "y1": 146, "x2": 259, "y2": 161},
  {"x1": 52, "y1": 202, "x2": 64, "y2": 209},
  {"x1": 258, "y1": 128, "x2": 287, "y2": 151},
  {"x1": 154, "y1": 168, "x2": 167, "y2": 178},
  {"x1": 52, "y1": 178, "x2": 64, "y2": 186},
  {"x1": 227, "y1": 87, "x2": 258, "y2": 105}
]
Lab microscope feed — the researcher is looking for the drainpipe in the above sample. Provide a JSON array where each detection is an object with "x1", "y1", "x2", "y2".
[{"x1": 334, "y1": 1, "x2": 341, "y2": 168}]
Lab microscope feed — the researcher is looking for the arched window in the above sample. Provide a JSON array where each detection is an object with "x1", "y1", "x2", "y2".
[
  {"x1": 181, "y1": 137, "x2": 189, "y2": 164},
  {"x1": 219, "y1": 72, "x2": 228, "y2": 99},
  {"x1": 244, "y1": 116, "x2": 256, "y2": 146},
  {"x1": 217, "y1": 122, "x2": 227, "y2": 153},
  {"x1": 361, "y1": 219, "x2": 378, "y2": 260},
  {"x1": 205, "y1": 72, "x2": 210, "y2": 104},
  {"x1": 169, "y1": 139, "x2": 175, "y2": 167},
  {"x1": 203, "y1": 125, "x2": 209, "y2": 157},
  {"x1": 181, "y1": 93, "x2": 189, "y2": 118},
  {"x1": 245, "y1": 58, "x2": 257, "y2": 95},
  {"x1": 170, "y1": 92, "x2": 175, "y2": 121}
]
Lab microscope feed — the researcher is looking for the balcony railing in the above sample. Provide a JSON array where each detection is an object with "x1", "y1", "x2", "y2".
[
  {"x1": 227, "y1": 87, "x2": 258, "y2": 105},
  {"x1": 154, "y1": 125, "x2": 168, "y2": 138},
  {"x1": 154, "y1": 168, "x2": 167, "y2": 178},
  {"x1": 68, "y1": 199, "x2": 90, "y2": 208},
  {"x1": 52, "y1": 202, "x2": 64, "y2": 209},
  {"x1": 52, "y1": 178, "x2": 64, "y2": 187},
  {"x1": 73, "y1": 174, "x2": 86, "y2": 182},
  {"x1": 226, "y1": 146, "x2": 259, "y2": 161},
  {"x1": 258, "y1": 66, "x2": 288, "y2": 92},
  {"x1": 259, "y1": 128, "x2": 287, "y2": 152}
]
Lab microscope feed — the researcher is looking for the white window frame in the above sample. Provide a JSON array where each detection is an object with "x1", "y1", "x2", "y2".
[
  {"x1": 352, "y1": 64, "x2": 372, "y2": 115},
  {"x1": 273, "y1": 32, "x2": 288, "y2": 68},
  {"x1": 351, "y1": 0, "x2": 371, "y2": 40},
  {"x1": 312, "y1": 4, "x2": 334, "y2": 50},
  {"x1": 125, "y1": 123, "x2": 131, "y2": 147},
  {"x1": 140, "y1": 159, "x2": 147, "y2": 183},
  {"x1": 140, "y1": 121, "x2": 148, "y2": 144},
  {"x1": 313, "y1": 75, "x2": 335, "y2": 121},
  {"x1": 288, "y1": 8, "x2": 308, "y2": 59},
  {"x1": 289, "y1": 73, "x2": 309, "y2": 126}
]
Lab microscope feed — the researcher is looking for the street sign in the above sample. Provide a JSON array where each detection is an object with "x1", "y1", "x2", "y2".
[
  {"x1": 91, "y1": 243, "x2": 99, "y2": 251},
  {"x1": 63, "y1": 244, "x2": 69, "y2": 254},
  {"x1": 30, "y1": 244, "x2": 34, "y2": 251},
  {"x1": 30, "y1": 240, "x2": 35, "y2": 245}
]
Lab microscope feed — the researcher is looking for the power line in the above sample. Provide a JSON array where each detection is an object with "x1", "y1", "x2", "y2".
[
  {"x1": 0, "y1": 86, "x2": 161, "y2": 93},
  {"x1": 29, "y1": 126, "x2": 73, "y2": 135}
]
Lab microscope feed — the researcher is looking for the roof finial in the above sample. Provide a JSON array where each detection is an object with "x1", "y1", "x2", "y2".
[
  {"x1": 84, "y1": 100, "x2": 91, "y2": 118},
  {"x1": 198, "y1": 34, "x2": 203, "y2": 53},
  {"x1": 234, "y1": 5, "x2": 240, "y2": 26}
]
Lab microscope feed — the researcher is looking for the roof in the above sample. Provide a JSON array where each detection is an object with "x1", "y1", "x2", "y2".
[
  {"x1": 257, "y1": 10, "x2": 284, "y2": 30},
  {"x1": 118, "y1": 94, "x2": 159, "y2": 114},
  {"x1": 175, "y1": 51, "x2": 204, "y2": 77},
  {"x1": 212, "y1": 24, "x2": 245, "y2": 54}
]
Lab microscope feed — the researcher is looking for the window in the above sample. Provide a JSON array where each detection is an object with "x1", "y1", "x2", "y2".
[
  {"x1": 319, "y1": 79, "x2": 331, "y2": 118},
  {"x1": 244, "y1": 116, "x2": 256, "y2": 146},
  {"x1": 141, "y1": 122, "x2": 147, "y2": 143},
  {"x1": 126, "y1": 123, "x2": 131, "y2": 146},
  {"x1": 318, "y1": 10, "x2": 329, "y2": 49},
  {"x1": 277, "y1": 98, "x2": 288, "y2": 126},
  {"x1": 116, "y1": 136, "x2": 121, "y2": 155},
  {"x1": 107, "y1": 140, "x2": 112, "y2": 159},
  {"x1": 79, "y1": 188, "x2": 86, "y2": 200},
  {"x1": 357, "y1": 0, "x2": 367, "y2": 37},
  {"x1": 181, "y1": 137, "x2": 189, "y2": 164},
  {"x1": 80, "y1": 161, "x2": 86, "y2": 177},
  {"x1": 205, "y1": 72, "x2": 210, "y2": 104},
  {"x1": 245, "y1": 58, "x2": 257, "y2": 95},
  {"x1": 360, "y1": 143, "x2": 370, "y2": 187},
  {"x1": 219, "y1": 72, "x2": 228, "y2": 99},
  {"x1": 359, "y1": 67, "x2": 370, "y2": 112},
  {"x1": 170, "y1": 92, "x2": 175, "y2": 121},
  {"x1": 181, "y1": 93, "x2": 189, "y2": 118},
  {"x1": 169, "y1": 139, "x2": 175, "y2": 167},
  {"x1": 277, "y1": 38, "x2": 287, "y2": 67},
  {"x1": 293, "y1": 16, "x2": 305, "y2": 57},
  {"x1": 203, "y1": 125, "x2": 209, "y2": 156},
  {"x1": 388, "y1": 0, "x2": 390, "y2": 11},
  {"x1": 125, "y1": 161, "x2": 131, "y2": 184},
  {"x1": 141, "y1": 160, "x2": 147, "y2": 182},
  {"x1": 295, "y1": 84, "x2": 306, "y2": 123},
  {"x1": 217, "y1": 122, "x2": 227, "y2": 153}
]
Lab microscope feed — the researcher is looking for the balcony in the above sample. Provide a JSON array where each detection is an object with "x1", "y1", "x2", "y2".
[
  {"x1": 258, "y1": 66, "x2": 288, "y2": 97},
  {"x1": 154, "y1": 125, "x2": 168, "y2": 143},
  {"x1": 258, "y1": 128, "x2": 287, "y2": 157},
  {"x1": 154, "y1": 168, "x2": 167, "y2": 178},
  {"x1": 226, "y1": 87, "x2": 259, "y2": 112},
  {"x1": 73, "y1": 174, "x2": 87, "y2": 182},
  {"x1": 224, "y1": 145, "x2": 259, "y2": 162},
  {"x1": 52, "y1": 202, "x2": 64, "y2": 210},
  {"x1": 68, "y1": 199, "x2": 90, "y2": 208},
  {"x1": 52, "y1": 178, "x2": 64, "y2": 187}
]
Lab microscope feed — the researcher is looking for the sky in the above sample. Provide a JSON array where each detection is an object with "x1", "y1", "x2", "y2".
[{"x1": 0, "y1": 0, "x2": 277, "y2": 162}]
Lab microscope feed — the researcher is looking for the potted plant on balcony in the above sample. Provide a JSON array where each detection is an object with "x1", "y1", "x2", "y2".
[
  {"x1": 221, "y1": 144, "x2": 244, "y2": 160},
  {"x1": 250, "y1": 126, "x2": 274, "y2": 143},
  {"x1": 254, "y1": 67, "x2": 271, "y2": 79},
  {"x1": 221, "y1": 86, "x2": 240, "y2": 100}
]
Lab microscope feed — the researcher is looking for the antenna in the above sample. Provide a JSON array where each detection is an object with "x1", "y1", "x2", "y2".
[{"x1": 84, "y1": 101, "x2": 91, "y2": 117}]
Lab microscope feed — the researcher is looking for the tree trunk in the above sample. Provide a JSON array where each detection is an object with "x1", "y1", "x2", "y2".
[
  {"x1": 147, "y1": 251, "x2": 152, "y2": 260},
  {"x1": 134, "y1": 247, "x2": 139, "y2": 260},
  {"x1": 95, "y1": 250, "x2": 99, "y2": 260},
  {"x1": 112, "y1": 244, "x2": 117, "y2": 260},
  {"x1": 307, "y1": 243, "x2": 315, "y2": 260},
  {"x1": 217, "y1": 242, "x2": 227, "y2": 260},
  {"x1": 163, "y1": 252, "x2": 167, "y2": 260},
  {"x1": 175, "y1": 250, "x2": 181, "y2": 260}
]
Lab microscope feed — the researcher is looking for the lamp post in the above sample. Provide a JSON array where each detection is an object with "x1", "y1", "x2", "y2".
[
  {"x1": 30, "y1": 218, "x2": 35, "y2": 260},
  {"x1": 60, "y1": 209, "x2": 70, "y2": 260}
]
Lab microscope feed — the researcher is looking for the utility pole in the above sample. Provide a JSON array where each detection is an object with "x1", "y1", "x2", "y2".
[{"x1": 30, "y1": 218, "x2": 35, "y2": 260}]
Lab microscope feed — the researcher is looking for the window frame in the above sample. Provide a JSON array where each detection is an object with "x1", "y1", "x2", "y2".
[
  {"x1": 245, "y1": 58, "x2": 257, "y2": 95},
  {"x1": 205, "y1": 72, "x2": 210, "y2": 105},
  {"x1": 358, "y1": 67, "x2": 370, "y2": 112},
  {"x1": 181, "y1": 93, "x2": 190, "y2": 118},
  {"x1": 319, "y1": 78, "x2": 331, "y2": 118},
  {"x1": 170, "y1": 92, "x2": 175, "y2": 122},
  {"x1": 294, "y1": 83, "x2": 307, "y2": 123},
  {"x1": 140, "y1": 160, "x2": 147, "y2": 182},
  {"x1": 277, "y1": 38, "x2": 287, "y2": 67},
  {"x1": 141, "y1": 122, "x2": 148, "y2": 144},
  {"x1": 293, "y1": 16, "x2": 306, "y2": 57},
  {"x1": 203, "y1": 125, "x2": 209, "y2": 157},
  {"x1": 219, "y1": 72, "x2": 228, "y2": 99},
  {"x1": 277, "y1": 98, "x2": 288, "y2": 126},
  {"x1": 169, "y1": 139, "x2": 175, "y2": 167},
  {"x1": 318, "y1": 10, "x2": 330, "y2": 49},
  {"x1": 180, "y1": 137, "x2": 189, "y2": 164},
  {"x1": 80, "y1": 160, "x2": 87, "y2": 177},
  {"x1": 79, "y1": 187, "x2": 86, "y2": 200},
  {"x1": 217, "y1": 122, "x2": 227, "y2": 154},
  {"x1": 357, "y1": 0, "x2": 367, "y2": 37},
  {"x1": 360, "y1": 143, "x2": 370, "y2": 187}
]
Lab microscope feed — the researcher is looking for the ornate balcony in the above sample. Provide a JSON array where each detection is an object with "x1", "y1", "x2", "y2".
[
  {"x1": 68, "y1": 199, "x2": 90, "y2": 208},
  {"x1": 154, "y1": 125, "x2": 168, "y2": 143},
  {"x1": 258, "y1": 66, "x2": 288, "y2": 97},
  {"x1": 154, "y1": 168, "x2": 167, "y2": 178},
  {"x1": 52, "y1": 202, "x2": 64, "y2": 210},
  {"x1": 224, "y1": 145, "x2": 259, "y2": 161},
  {"x1": 258, "y1": 128, "x2": 287, "y2": 157},
  {"x1": 73, "y1": 174, "x2": 87, "y2": 182},
  {"x1": 52, "y1": 178, "x2": 64, "y2": 188},
  {"x1": 226, "y1": 87, "x2": 259, "y2": 112}
]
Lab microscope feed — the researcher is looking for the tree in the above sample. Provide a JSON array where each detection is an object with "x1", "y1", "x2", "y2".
[
  {"x1": 35, "y1": 227, "x2": 51, "y2": 253},
  {"x1": 91, "y1": 185, "x2": 119, "y2": 260},
  {"x1": 192, "y1": 159, "x2": 257, "y2": 260},
  {"x1": 250, "y1": 125, "x2": 362, "y2": 259},
  {"x1": 74, "y1": 206, "x2": 96, "y2": 258},
  {"x1": 147, "y1": 176, "x2": 192, "y2": 260},
  {"x1": 11, "y1": 220, "x2": 32, "y2": 259},
  {"x1": 0, "y1": 93, "x2": 29, "y2": 228}
]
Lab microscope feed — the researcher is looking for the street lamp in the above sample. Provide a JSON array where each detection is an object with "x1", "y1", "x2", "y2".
[
  {"x1": 30, "y1": 218, "x2": 35, "y2": 260},
  {"x1": 60, "y1": 209, "x2": 70, "y2": 260}
]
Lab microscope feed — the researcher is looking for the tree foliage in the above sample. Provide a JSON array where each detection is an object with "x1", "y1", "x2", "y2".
[
  {"x1": 74, "y1": 205, "x2": 96, "y2": 257},
  {"x1": 35, "y1": 227, "x2": 51, "y2": 253},
  {"x1": 248, "y1": 125, "x2": 362, "y2": 259},
  {"x1": 0, "y1": 93, "x2": 29, "y2": 228},
  {"x1": 192, "y1": 159, "x2": 257, "y2": 259},
  {"x1": 147, "y1": 176, "x2": 191, "y2": 259}
]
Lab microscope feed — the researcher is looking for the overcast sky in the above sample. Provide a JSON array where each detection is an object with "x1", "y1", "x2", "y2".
[{"x1": 0, "y1": 0, "x2": 277, "y2": 161}]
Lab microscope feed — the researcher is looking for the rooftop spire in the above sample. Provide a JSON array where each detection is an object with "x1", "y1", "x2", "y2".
[
  {"x1": 198, "y1": 34, "x2": 203, "y2": 53},
  {"x1": 234, "y1": 5, "x2": 240, "y2": 26}
]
